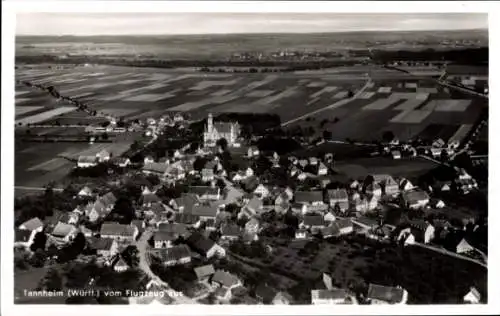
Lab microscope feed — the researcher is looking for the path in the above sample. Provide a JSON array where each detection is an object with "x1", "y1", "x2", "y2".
[
  {"x1": 281, "y1": 77, "x2": 373, "y2": 127},
  {"x1": 411, "y1": 242, "x2": 487, "y2": 269},
  {"x1": 15, "y1": 186, "x2": 64, "y2": 192},
  {"x1": 134, "y1": 227, "x2": 199, "y2": 304}
]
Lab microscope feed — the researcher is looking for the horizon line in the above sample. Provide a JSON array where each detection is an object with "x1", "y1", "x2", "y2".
[{"x1": 16, "y1": 28, "x2": 489, "y2": 37}]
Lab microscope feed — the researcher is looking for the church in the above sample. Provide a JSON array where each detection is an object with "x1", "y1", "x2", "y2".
[{"x1": 203, "y1": 113, "x2": 241, "y2": 148}]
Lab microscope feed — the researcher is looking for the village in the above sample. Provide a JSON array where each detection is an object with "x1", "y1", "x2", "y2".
[{"x1": 14, "y1": 110, "x2": 487, "y2": 305}]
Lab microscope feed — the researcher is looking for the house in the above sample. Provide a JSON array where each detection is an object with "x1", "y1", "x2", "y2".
[
  {"x1": 201, "y1": 168, "x2": 215, "y2": 182},
  {"x1": 171, "y1": 193, "x2": 200, "y2": 213},
  {"x1": 400, "y1": 220, "x2": 435, "y2": 244},
  {"x1": 113, "y1": 257, "x2": 129, "y2": 272},
  {"x1": 354, "y1": 196, "x2": 378, "y2": 213},
  {"x1": 255, "y1": 284, "x2": 279, "y2": 304},
  {"x1": 302, "y1": 214, "x2": 326, "y2": 232},
  {"x1": 463, "y1": 287, "x2": 481, "y2": 304},
  {"x1": 220, "y1": 223, "x2": 242, "y2": 241},
  {"x1": 350, "y1": 180, "x2": 360, "y2": 190},
  {"x1": 366, "y1": 284, "x2": 408, "y2": 304},
  {"x1": 372, "y1": 174, "x2": 400, "y2": 197},
  {"x1": 96, "y1": 149, "x2": 111, "y2": 162},
  {"x1": 232, "y1": 171, "x2": 247, "y2": 182},
  {"x1": 456, "y1": 238, "x2": 474, "y2": 254},
  {"x1": 365, "y1": 182, "x2": 382, "y2": 198},
  {"x1": 174, "y1": 213, "x2": 201, "y2": 226},
  {"x1": 222, "y1": 186, "x2": 245, "y2": 205},
  {"x1": 143, "y1": 162, "x2": 169, "y2": 177},
  {"x1": 50, "y1": 222, "x2": 78, "y2": 244},
  {"x1": 144, "y1": 156, "x2": 155, "y2": 164},
  {"x1": 77, "y1": 156, "x2": 98, "y2": 168},
  {"x1": 14, "y1": 229, "x2": 37, "y2": 249},
  {"x1": 203, "y1": 113, "x2": 241, "y2": 148},
  {"x1": 326, "y1": 189, "x2": 349, "y2": 212},
  {"x1": 317, "y1": 162, "x2": 328, "y2": 176},
  {"x1": 334, "y1": 218, "x2": 354, "y2": 236},
  {"x1": 141, "y1": 193, "x2": 161, "y2": 207},
  {"x1": 294, "y1": 191, "x2": 326, "y2": 212},
  {"x1": 323, "y1": 212, "x2": 336, "y2": 223},
  {"x1": 131, "y1": 220, "x2": 146, "y2": 234},
  {"x1": 402, "y1": 190, "x2": 430, "y2": 209},
  {"x1": 57, "y1": 212, "x2": 80, "y2": 226},
  {"x1": 194, "y1": 264, "x2": 216, "y2": 282},
  {"x1": 155, "y1": 245, "x2": 192, "y2": 266},
  {"x1": 153, "y1": 231, "x2": 177, "y2": 248},
  {"x1": 247, "y1": 146, "x2": 260, "y2": 158},
  {"x1": 211, "y1": 270, "x2": 242, "y2": 289},
  {"x1": 189, "y1": 186, "x2": 221, "y2": 201},
  {"x1": 191, "y1": 204, "x2": 218, "y2": 221},
  {"x1": 311, "y1": 289, "x2": 354, "y2": 305},
  {"x1": 100, "y1": 223, "x2": 139, "y2": 242},
  {"x1": 77, "y1": 186, "x2": 93, "y2": 197},
  {"x1": 245, "y1": 218, "x2": 260, "y2": 234},
  {"x1": 399, "y1": 179, "x2": 414, "y2": 192},
  {"x1": 113, "y1": 157, "x2": 131, "y2": 168},
  {"x1": 351, "y1": 216, "x2": 379, "y2": 233},
  {"x1": 19, "y1": 217, "x2": 44, "y2": 233},
  {"x1": 391, "y1": 150, "x2": 401, "y2": 160},
  {"x1": 158, "y1": 222, "x2": 189, "y2": 237},
  {"x1": 88, "y1": 237, "x2": 118, "y2": 258},
  {"x1": 272, "y1": 291, "x2": 293, "y2": 305},
  {"x1": 240, "y1": 196, "x2": 264, "y2": 218},
  {"x1": 295, "y1": 229, "x2": 309, "y2": 239},
  {"x1": 253, "y1": 184, "x2": 270, "y2": 198},
  {"x1": 186, "y1": 232, "x2": 226, "y2": 258}
]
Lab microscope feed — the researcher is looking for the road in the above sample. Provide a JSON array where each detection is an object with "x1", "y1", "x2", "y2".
[
  {"x1": 281, "y1": 76, "x2": 373, "y2": 127},
  {"x1": 134, "y1": 227, "x2": 199, "y2": 304},
  {"x1": 411, "y1": 242, "x2": 487, "y2": 269},
  {"x1": 15, "y1": 186, "x2": 64, "y2": 192}
]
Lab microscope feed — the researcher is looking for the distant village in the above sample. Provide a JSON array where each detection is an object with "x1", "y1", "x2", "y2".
[{"x1": 15, "y1": 111, "x2": 486, "y2": 305}]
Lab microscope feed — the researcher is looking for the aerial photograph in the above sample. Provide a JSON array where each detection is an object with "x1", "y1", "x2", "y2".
[{"x1": 12, "y1": 11, "x2": 488, "y2": 305}]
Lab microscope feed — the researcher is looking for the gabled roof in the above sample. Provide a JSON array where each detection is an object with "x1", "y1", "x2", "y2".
[
  {"x1": 100, "y1": 192, "x2": 117, "y2": 207},
  {"x1": 408, "y1": 219, "x2": 431, "y2": 231},
  {"x1": 186, "y1": 232, "x2": 216, "y2": 254},
  {"x1": 403, "y1": 189, "x2": 430, "y2": 203},
  {"x1": 174, "y1": 213, "x2": 200, "y2": 225},
  {"x1": 19, "y1": 217, "x2": 43, "y2": 231},
  {"x1": 311, "y1": 289, "x2": 349, "y2": 301},
  {"x1": 141, "y1": 193, "x2": 161, "y2": 205},
  {"x1": 153, "y1": 231, "x2": 177, "y2": 242},
  {"x1": 114, "y1": 257, "x2": 128, "y2": 268},
  {"x1": 100, "y1": 222, "x2": 136, "y2": 237},
  {"x1": 51, "y1": 222, "x2": 76, "y2": 237},
  {"x1": 174, "y1": 193, "x2": 200, "y2": 211},
  {"x1": 155, "y1": 245, "x2": 191, "y2": 262},
  {"x1": 352, "y1": 216, "x2": 378, "y2": 228},
  {"x1": 189, "y1": 186, "x2": 219, "y2": 197},
  {"x1": 221, "y1": 223, "x2": 242, "y2": 237},
  {"x1": 15, "y1": 229, "x2": 32, "y2": 242},
  {"x1": 78, "y1": 186, "x2": 93, "y2": 196},
  {"x1": 367, "y1": 284, "x2": 405, "y2": 303},
  {"x1": 295, "y1": 191, "x2": 324, "y2": 203},
  {"x1": 191, "y1": 204, "x2": 218, "y2": 218},
  {"x1": 194, "y1": 264, "x2": 216, "y2": 279},
  {"x1": 212, "y1": 270, "x2": 240, "y2": 288},
  {"x1": 245, "y1": 196, "x2": 263, "y2": 211},
  {"x1": 78, "y1": 156, "x2": 98, "y2": 164},
  {"x1": 96, "y1": 149, "x2": 110, "y2": 157},
  {"x1": 303, "y1": 214, "x2": 325, "y2": 227},
  {"x1": 327, "y1": 189, "x2": 348, "y2": 200},
  {"x1": 143, "y1": 162, "x2": 169, "y2": 174},
  {"x1": 88, "y1": 237, "x2": 115, "y2": 251},
  {"x1": 158, "y1": 223, "x2": 189, "y2": 235}
]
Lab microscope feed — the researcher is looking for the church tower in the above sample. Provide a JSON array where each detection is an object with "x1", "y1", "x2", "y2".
[{"x1": 207, "y1": 113, "x2": 213, "y2": 133}]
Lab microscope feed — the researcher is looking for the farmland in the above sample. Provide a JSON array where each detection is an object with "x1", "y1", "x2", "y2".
[{"x1": 14, "y1": 63, "x2": 486, "y2": 188}]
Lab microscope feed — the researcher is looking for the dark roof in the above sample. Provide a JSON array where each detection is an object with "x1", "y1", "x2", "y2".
[
  {"x1": 221, "y1": 223, "x2": 242, "y2": 237},
  {"x1": 352, "y1": 216, "x2": 378, "y2": 228},
  {"x1": 255, "y1": 284, "x2": 278, "y2": 302},
  {"x1": 212, "y1": 270, "x2": 240, "y2": 288},
  {"x1": 141, "y1": 193, "x2": 161, "y2": 205},
  {"x1": 191, "y1": 204, "x2": 218, "y2": 218},
  {"x1": 245, "y1": 196, "x2": 263, "y2": 212},
  {"x1": 158, "y1": 223, "x2": 189, "y2": 235},
  {"x1": 143, "y1": 162, "x2": 169, "y2": 174},
  {"x1": 174, "y1": 193, "x2": 199, "y2": 211},
  {"x1": 19, "y1": 217, "x2": 43, "y2": 231},
  {"x1": 367, "y1": 284, "x2": 405, "y2": 303},
  {"x1": 153, "y1": 231, "x2": 177, "y2": 242},
  {"x1": 327, "y1": 189, "x2": 348, "y2": 200},
  {"x1": 295, "y1": 191, "x2": 324, "y2": 203},
  {"x1": 100, "y1": 223, "x2": 136, "y2": 237},
  {"x1": 194, "y1": 264, "x2": 215, "y2": 279},
  {"x1": 186, "y1": 232, "x2": 216, "y2": 254},
  {"x1": 15, "y1": 229, "x2": 32, "y2": 242},
  {"x1": 402, "y1": 190, "x2": 430, "y2": 203},
  {"x1": 303, "y1": 214, "x2": 326, "y2": 227},
  {"x1": 78, "y1": 156, "x2": 97, "y2": 164},
  {"x1": 174, "y1": 213, "x2": 200, "y2": 225},
  {"x1": 101, "y1": 192, "x2": 117, "y2": 206},
  {"x1": 88, "y1": 237, "x2": 115, "y2": 251},
  {"x1": 155, "y1": 245, "x2": 191, "y2": 262},
  {"x1": 189, "y1": 186, "x2": 219, "y2": 197}
]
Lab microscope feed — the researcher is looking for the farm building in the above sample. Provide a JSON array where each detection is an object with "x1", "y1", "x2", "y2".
[
  {"x1": 100, "y1": 222, "x2": 139, "y2": 242},
  {"x1": 311, "y1": 289, "x2": 354, "y2": 305},
  {"x1": 366, "y1": 284, "x2": 408, "y2": 304},
  {"x1": 77, "y1": 156, "x2": 98, "y2": 168},
  {"x1": 463, "y1": 287, "x2": 481, "y2": 304},
  {"x1": 154, "y1": 245, "x2": 192, "y2": 266},
  {"x1": 402, "y1": 189, "x2": 430, "y2": 209},
  {"x1": 326, "y1": 189, "x2": 349, "y2": 212}
]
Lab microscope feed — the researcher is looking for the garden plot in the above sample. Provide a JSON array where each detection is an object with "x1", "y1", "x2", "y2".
[
  {"x1": 123, "y1": 92, "x2": 176, "y2": 102},
  {"x1": 254, "y1": 87, "x2": 298, "y2": 106},
  {"x1": 377, "y1": 87, "x2": 392, "y2": 93},
  {"x1": 117, "y1": 82, "x2": 169, "y2": 96},
  {"x1": 417, "y1": 87, "x2": 438, "y2": 94},
  {"x1": 73, "y1": 92, "x2": 95, "y2": 99},
  {"x1": 61, "y1": 82, "x2": 115, "y2": 94},
  {"x1": 307, "y1": 97, "x2": 320, "y2": 106},
  {"x1": 404, "y1": 83, "x2": 418, "y2": 89},
  {"x1": 362, "y1": 98, "x2": 401, "y2": 110},
  {"x1": 306, "y1": 81, "x2": 327, "y2": 88},
  {"x1": 332, "y1": 91, "x2": 348, "y2": 99},
  {"x1": 390, "y1": 109, "x2": 432, "y2": 124},
  {"x1": 15, "y1": 98, "x2": 32, "y2": 105},
  {"x1": 27, "y1": 158, "x2": 68, "y2": 172},
  {"x1": 209, "y1": 89, "x2": 232, "y2": 97},
  {"x1": 15, "y1": 106, "x2": 44, "y2": 117},
  {"x1": 311, "y1": 86, "x2": 338, "y2": 98},
  {"x1": 394, "y1": 98, "x2": 428, "y2": 111},
  {"x1": 366, "y1": 82, "x2": 375, "y2": 88},
  {"x1": 15, "y1": 106, "x2": 77, "y2": 125},
  {"x1": 358, "y1": 91, "x2": 376, "y2": 99},
  {"x1": 189, "y1": 79, "x2": 241, "y2": 91},
  {"x1": 102, "y1": 108, "x2": 140, "y2": 117},
  {"x1": 245, "y1": 90, "x2": 275, "y2": 98},
  {"x1": 116, "y1": 79, "x2": 144, "y2": 85},
  {"x1": 434, "y1": 99, "x2": 472, "y2": 112}
]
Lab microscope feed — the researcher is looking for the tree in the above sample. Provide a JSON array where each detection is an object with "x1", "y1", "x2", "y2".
[
  {"x1": 38, "y1": 268, "x2": 63, "y2": 291},
  {"x1": 30, "y1": 248, "x2": 48, "y2": 267},
  {"x1": 72, "y1": 232, "x2": 87, "y2": 254},
  {"x1": 30, "y1": 232, "x2": 47, "y2": 252},
  {"x1": 323, "y1": 130, "x2": 332, "y2": 140},
  {"x1": 109, "y1": 197, "x2": 136, "y2": 224},
  {"x1": 193, "y1": 157, "x2": 207, "y2": 172},
  {"x1": 121, "y1": 245, "x2": 140, "y2": 268},
  {"x1": 216, "y1": 138, "x2": 228, "y2": 151},
  {"x1": 382, "y1": 131, "x2": 395, "y2": 143},
  {"x1": 102, "y1": 132, "x2": 109, "y2": 140}
]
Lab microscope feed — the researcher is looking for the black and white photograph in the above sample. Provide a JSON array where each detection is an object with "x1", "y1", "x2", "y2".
[{"x1": 1, "y1": 1, "x2": 498, "y2": 315}]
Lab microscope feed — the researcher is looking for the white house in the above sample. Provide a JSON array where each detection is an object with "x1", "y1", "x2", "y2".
[
  {"x1": 402, "y1": 190, "x2": 430, "y2": 209},
  {"x1": 311, "y1": 289, "x2": 353, "y2": 305},
  {"x1": 77, "y1": 156, "x2": 98, "y2": 168},
  {"x1": 96, "y1": 149, "x2": 111, "y2": 162},
  {"x1": 253, "y1": 184, "x2": 270, "y2": 198},
  {"x1": 50, "y1": 222, "x2": 78, "y2": 245},
  {"x1": 77, "y1": 186, "x2": 93, "y2": 197},
  {"x1": 463, "y1": 287, "x2": 481, "y2": 304},
  {"x1": 366, "y1": 284, "x2": 408, "y2": 304},
  {"x1": 19, "y1": 217, "x2": 44, "y2": 234}
]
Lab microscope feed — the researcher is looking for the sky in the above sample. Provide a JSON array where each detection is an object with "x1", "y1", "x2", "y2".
[{"x1": 16, "y1": 13, "x2": 488, "y2": 36}]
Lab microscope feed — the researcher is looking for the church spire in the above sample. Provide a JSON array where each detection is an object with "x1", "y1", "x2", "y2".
[{"x1": 207, "y1": 113, "x2": 213, "y2": 133}]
